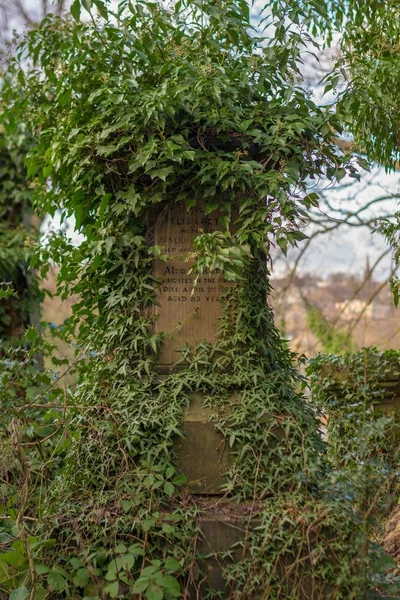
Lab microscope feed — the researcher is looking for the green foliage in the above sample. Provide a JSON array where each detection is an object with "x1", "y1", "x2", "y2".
[
  {"x1": 308, "y1": 349, "x2": 400, "y2": 595},
  {"x1": 333, "y1": 1, "x2": 400, "y2": 168},
  {"x1": 265, "y1": 1, "x2": 400, "y2": 167},
  {"x1": 0, "y1": 0, "x2": 397, "y2": 598},
  {"x1": 308, "y1": 347, "x2": 400, "y2": 458},
  {"x1": 306, "y1": 303, "x2": 354, "y2": 354},
  {"x1": 0, "y1": 330, "x2": 69, "y2": 597},
  {"x1": 308, "y1": 348, "x2": 400, "y2": 510},
  {"x1": 267, "y1": 1, "x2": 395, "y2": 39},
  {"x1": 0, "y1": 134, "x2": 40, "y2": 340},
  {"x1": 379, "y1": 212, "x2": 400, "y2": 307}
]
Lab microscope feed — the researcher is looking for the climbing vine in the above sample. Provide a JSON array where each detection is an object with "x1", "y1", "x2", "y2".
[
  {"x1": 308, "y1": 349, "x2": 400, "y2": 585},
  {"x1": 0, "y1": 133, "x2": 40, "y2": 342},
  {"x1": 308, "y1": 349, "x2": 399, "y2": 502},
  {"x1": 0, "y1": 1, "x2": 398, "y2": 598}
]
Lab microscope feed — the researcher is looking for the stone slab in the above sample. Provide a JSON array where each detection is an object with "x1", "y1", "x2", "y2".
[
  {"x1": 174, "y1": 393, "x2": 234, "y2": 495},
  {"x1": 186, "y1": 503, "x2": 334, "y2": 599},
  {"x1": 153, "y1": 202, "x2": 232, "y2": 369},
  {"x1": 174, "y1": 393, "x2": 285, "y2": 495}
]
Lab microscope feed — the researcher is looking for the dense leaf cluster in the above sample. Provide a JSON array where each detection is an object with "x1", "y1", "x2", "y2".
[
  {"x1": 308, "y1": 348, "x2": 400, "y2": 481},
  {"x1": 269, "y1": 0, "x2": 400, "y2": 167},
  {"x1": 0, "y1": 135, "x2": 40, "y2": 340},
  {"x1": 308, "y1": 349, "x2": 400, "y2": 589}
]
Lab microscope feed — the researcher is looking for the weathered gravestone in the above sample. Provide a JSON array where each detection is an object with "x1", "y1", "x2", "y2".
[
  {"x1": 152, "y1": 202, "x2": 335, "y2": 599},
  {"x1": 153, "y1": 201, "x2": 234, "y2": 494},
  {"x1": 153, "y1": 202, "x2": 232, "y2": 369},
  {"x1": 152, "y1": 201, "x2": 248, "y2": 597}
]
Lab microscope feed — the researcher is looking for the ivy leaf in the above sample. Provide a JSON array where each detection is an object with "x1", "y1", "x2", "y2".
[
  {"x1": 291, "y1": 231, "x2": 309, "y2": 242},
  {"x1": 73, "y1": 567, "x2": 90, "y2": 588},
  {"x1": 163, "y1": 482, "x2": 174, "y2": 496},
  {"x1": 9, "y1": 587, "x2": 29, "y2": 600},
  {"x1": 93, "y1": 0, "x2": 108, "y2": 19},
  {"x1": 52, "y1": 565, "x2": 69, "y2": 578},
  {"x1": 131, "y1": 578, "x2": 149, "y2": 594},
  {"x1": 336, "y1": 167, "x2": 346, "y2": 182},
  {"x1": 238, "y1": 0, "x2": 250, "y2": 22},
  {"x1": 150, "y1": 167, "x2": 174, "y2": 181},
  {"x1": 391, "y1": 279, "x2": 399, "y2": 308},
  {"x1": 104, "y1": 580, "x2": 119, "y2": 598},
  {"x1": 70, "y1": 0, "x2": 81, "y2": 21},
  {"x1": 48, "y1": 572, "x2": 67, "y2": 591},
  {"x1": 277, "y1": 237, "x2": 288, "y2": 256},
  {"x1": 25, "y1": 327, "x2": 38, "y2": 342},
  {"x1": 98, "y1": 193, "x2": 112, "y2": 215},
  {"x1": 82, "y1": 0, "x2": 93, "y2": 11},
  {"x1": 164, "y1": 558, "x2": 180, "y2": 573},
  {"x1": 0, "y1": 286, "x2": 17, "y2": 299},
  {"x1": 105, "y1": 236, "x2": 116, "y2": 254},
  {"x1": 35, "y1": 564, "x2": 51, "y2": 574},
  {"x1": 146, "y1": 584, "x2": 163, "y2": 600},
  {"x1": 158, "y1": 575, "x2": 180, "y2": 593},
  {"x1": 357, "y1": 157, "x2": 371, "y2": 172},
  {"x1": 303, "y1": 192, "x2": 319, "y2": 207},
  {"x1": 172, "y1": 474, "x2": 186, "y2": 485}
]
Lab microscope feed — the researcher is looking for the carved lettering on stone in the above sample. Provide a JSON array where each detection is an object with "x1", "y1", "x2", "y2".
[{"x1": 154, "y1": 203, "x2": 231, "y2": 367}]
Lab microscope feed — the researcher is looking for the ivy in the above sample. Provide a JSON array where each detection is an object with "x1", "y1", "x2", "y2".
[
  {"x1": 0, "y1": 134, "x2": 41, "y2": 341},
  {"x1": 308, "y1": 349, "x2": 400, "y2": 481},
  {"x1": 0, "y1": 1, "x2": 398, "y2": 598},
  {"x1": 308, "y1": 349, "x2": 400, "y2": 590}
]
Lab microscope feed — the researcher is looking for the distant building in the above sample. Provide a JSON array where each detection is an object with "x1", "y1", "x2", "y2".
[
  {"x1": 371, "y1": 302, "x2": 393, "y2": 319},
  {"x1": 335, "y1": 299, "x2": 373, "y2": 321}
]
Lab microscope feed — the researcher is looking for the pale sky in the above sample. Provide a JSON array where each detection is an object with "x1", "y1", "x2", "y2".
[{"x1": 275, "y1": 168, "x2": 399, "y2": 279}]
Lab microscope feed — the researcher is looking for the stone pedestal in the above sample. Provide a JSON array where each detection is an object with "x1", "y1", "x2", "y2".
[
  {"x1": 184, "y1": 500, "x2": 334, "y2": 600},
  {"x1": 148, "y1": 203, "x2": 351, "y2": 598},
  {"x1": 152, "y1": 201, "x2": 324, "y2": 598},
  {"x1": 152, "y1": 201, "x2": 244, "y2": 595},
  {"x1": 174, "y1": 393, "x2": 234, "y2": 495}
]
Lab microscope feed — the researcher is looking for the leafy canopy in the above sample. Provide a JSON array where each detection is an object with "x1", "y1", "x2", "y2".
[
  {"x1": 273, "y1": 0, "x2": 400, "y2": 168},
  {"x1": 3, "y1": 0, "x2": 361, "y2": 268}
]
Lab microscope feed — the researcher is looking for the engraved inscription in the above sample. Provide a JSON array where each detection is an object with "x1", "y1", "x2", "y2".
[{"x1": 154, "y1": 203, "x2": 231, "y2": 366}]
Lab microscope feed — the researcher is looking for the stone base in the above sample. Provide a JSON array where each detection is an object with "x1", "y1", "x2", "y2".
[
  {"x1": 173, "y1": 394, "x2": 334, "y2": 598},
  {"x1": 195, "y1": 514, "x2": 252, "y2": 596},
  {"x1": 174, "y1": 393, "x2": 284, "y2": 495},
  {"x1": 185, "y1": 500, "x2": 334, "y2": 600},
  {"x1": 187, "y1": 501, "x2": 259, "y2": 598},
  {"x1": 174, "y1": 393, "x2": 234, "y2": 494}
]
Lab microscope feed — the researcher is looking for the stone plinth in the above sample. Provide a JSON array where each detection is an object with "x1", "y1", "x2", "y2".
[
  {"x1": 194, "y1": 509, "x2": 258, "y2": 597},
  {"x1": 174, "y1": 393, "x2": 286, "y2": 495},
  {"x1": 185, "y1": 501, "x2": 334, "y2": 599},
  {"x1": 174, "y1": 393, "x2": 234, "y2": 495}
]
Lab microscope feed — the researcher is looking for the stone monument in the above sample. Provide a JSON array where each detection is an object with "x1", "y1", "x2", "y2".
[
  {"x1": 154, "y1": 201, "x2": 231, "y2": 369},
  {"x1": 153, "y1": 200, "x2": 234, "y2": 494},
  {"x1": 153, "y1": 200, "x2": 242, "y2": 596},
  {"x1": 152, "y1": 201, "x2": 332, "y2": 598}
]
